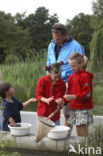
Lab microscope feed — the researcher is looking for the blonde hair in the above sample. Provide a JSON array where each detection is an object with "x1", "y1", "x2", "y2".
[
  {"x1": 69, "y1": 52, "x2": 88, "y2": 70},
  {"x1": 45, "y1": 61, "x2": 64, "y2": 74}
]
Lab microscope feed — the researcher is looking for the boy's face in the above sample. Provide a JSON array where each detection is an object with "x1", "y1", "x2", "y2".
[{"x1": 6, "y1": 87, "x2": 14, "y2": 97}]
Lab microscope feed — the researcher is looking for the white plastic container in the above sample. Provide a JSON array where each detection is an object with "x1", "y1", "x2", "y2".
[
  {"x1": 48, "y1": 126, "x2": 70, "y2": 140},
  {"x1": 8, "y1": 123, "x2": 32, "y2": 136}
]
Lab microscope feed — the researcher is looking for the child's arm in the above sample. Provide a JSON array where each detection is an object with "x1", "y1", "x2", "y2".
[
  {"x1": 64, "y1": 75, "x2": 92, "y2": 102},
  {"x1": 40, "y1": 96, "x2": 54, "y2": 105},
  {"x1": 22, "y1": 98, "x2": 37, "y2": 108},
  {"x1": 36, "y1": 78, "x2": 54, "y2": 105},
  {"x1": 74, "y1": 76, "x2": 92, "y2": 102},
  {"x1": 64, "y1": 76, "x2": 76, "y2": 101},
  {"x1": 9, "y1": 117, "x2": 19, "y2": 127},
  {"x1": 64, "y1": 94, "x2": 76, "y2": 101}
]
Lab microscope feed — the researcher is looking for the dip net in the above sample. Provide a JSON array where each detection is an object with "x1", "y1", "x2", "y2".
[{"x1": 35, "y1": 116, "x2": 55, "y2": 143}]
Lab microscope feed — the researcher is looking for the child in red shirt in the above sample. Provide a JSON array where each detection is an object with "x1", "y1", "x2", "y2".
[
  {"x1": 36, "y1": 62, "x2": 66, "y2": 125},
  {"x1": 64, "y1": 52, "x2": 94, "y2": 136}
]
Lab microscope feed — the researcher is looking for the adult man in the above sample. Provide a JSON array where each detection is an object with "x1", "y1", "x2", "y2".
[{"x1": 47, "y1": 23, "x2": 84, "y2": 126}]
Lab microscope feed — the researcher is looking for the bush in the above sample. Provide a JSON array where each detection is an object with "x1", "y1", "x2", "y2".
[
  {"x1": 0, "y1": 140, "x2": 21, "y2": 156},
  {"x1": 4, "y1": 55, "x2": 19, "y2": 65}
]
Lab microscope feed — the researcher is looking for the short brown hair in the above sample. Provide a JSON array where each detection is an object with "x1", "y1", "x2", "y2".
[
  {"x1": 0, "y1": 82, "x2": 12, "y2": 98},
  {"x1": 45, "y1": 61, "x2": 64, "y2": 74},
  {"x1": 52, "y1": 23, "x2": 67, "y2": 35}
]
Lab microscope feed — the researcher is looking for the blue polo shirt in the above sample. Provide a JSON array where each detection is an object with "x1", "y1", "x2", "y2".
[{"x1": 1, "y1": 97, "x2": 23, "y2": 131}]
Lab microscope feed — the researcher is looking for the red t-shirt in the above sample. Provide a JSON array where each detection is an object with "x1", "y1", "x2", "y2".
[
  {"x1": 36, "y1": 75, "x2": 66, "y2": 121},
  {"x1": 67, "y1": 70, "x2": 94, "y2": 110}
]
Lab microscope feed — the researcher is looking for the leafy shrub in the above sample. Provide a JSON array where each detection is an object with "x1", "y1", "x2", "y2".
[{"x1": 4, "y1": 55, "x2": 19, "y2": 65}]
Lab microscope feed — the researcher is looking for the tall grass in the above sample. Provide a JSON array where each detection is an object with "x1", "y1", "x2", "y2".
[
  {"x1": 0, "y1": 52, "x2": 103, "y2": 114},
  {"x1": 72, "y1": 125, "x2": 103, "y2": 156},
  {"x1": 0, "y1": 52, "x2": 47, "y2": 111},
  {"x1": 93, "y1": 85, "x2": 103, "y2": 115}
]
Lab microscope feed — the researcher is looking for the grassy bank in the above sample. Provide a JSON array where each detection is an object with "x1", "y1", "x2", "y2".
[
  {"x1": 0, "y1": 55, "x2": 103, "y2": 115},
  {"x1": 93, "y1": 83, "x2": 103, "y2": 115},
  {"x1": 0, "y1": 53, "x2": 46, "y2": 111}
]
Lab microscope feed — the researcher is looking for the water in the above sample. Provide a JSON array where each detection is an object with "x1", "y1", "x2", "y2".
[{"x1": 12, "y1": 149, "x2": 68, "y2": 156}]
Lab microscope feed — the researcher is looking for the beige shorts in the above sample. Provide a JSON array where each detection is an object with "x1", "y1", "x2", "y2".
[{"x1": 68, "y1": 109, "x2": 94, "y2": 125}]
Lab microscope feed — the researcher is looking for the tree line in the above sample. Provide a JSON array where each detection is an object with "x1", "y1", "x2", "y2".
[
  {"x1": 0, "y1": 0, "x2": 103, "y2": 71},
  {"x1": 0, "y1": 7, "x2": 58, "y2": 63}
]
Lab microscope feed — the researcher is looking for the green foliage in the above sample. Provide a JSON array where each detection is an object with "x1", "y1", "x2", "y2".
[
  {"x1": 68, "y1": 126, "x2": 103, "y2": 156},
  {"x1": 66, "y1": 13, "x2": 94, "y2": 58},
  {"x1": 92, "y1": 0, "x2": 103, "y2": 18},
  {"x1": 0, "y1": 11, "x2": 32, "y2": 62},
  {"x1": 90, "y1": 0, "x2": 103, "y2": 30},
  {"x1": 85, "y1": 125, "x2": 103, "y2": 156},
  {"x1": 89, "y1": 0, "x2": 103, "y2": 71},
  {"x1": 90, "y1": 21, "x2": 103, "y2": 71},
  {"x1": 0, "y1": 52, "x2": 47, "y2": 111},
  {"x1": 93, "y1": 85, "x2": 103, "y2": 106},
  {"x1": 93, "y1": 84, "x2": 103, "y2": 115},
  {"x1": 24, "y1": 7, "x2": 58, "y2": 50},
  {"x1": 0, "y1": 8, "x2": 58, "y2": 63},
  {"x1": 0, "y1": 140, "x2": 21, "y2": 156},
  {"x1": 0, "y1": 97, "x2": 4, "y2": 112},
  {"x1": 4, "y1": 54, "x2": 19, "y2": 65}
]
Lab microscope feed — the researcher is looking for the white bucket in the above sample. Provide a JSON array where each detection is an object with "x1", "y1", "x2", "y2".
[
  {"x1": 8, "y1": 123, "x2": 32, "y2": 136},
  {"x1": 48, "y1": 126, "x2": 70, "y2": 139}
]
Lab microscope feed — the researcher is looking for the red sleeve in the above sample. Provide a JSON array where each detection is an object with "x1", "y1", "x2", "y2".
[
  {"x1": 75, "y1": 75, "x2": 92, "y2": 103},
  {"x1": 54, "y1": 81, "x2": 67, "y2": 105},
  {"x1": 55, "y1": 81, "x2": 66, "y2": 99},
  {"x1": 36, "y1": 78, "x2": 45, "y2": 101},
  {"x1": 67, "y1": 77, "x2": 71, "y2": 94}
]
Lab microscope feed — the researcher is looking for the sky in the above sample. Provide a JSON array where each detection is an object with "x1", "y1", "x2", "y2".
[{"x1": 0, "y1": 0, "x2": 93, "y2": 24}]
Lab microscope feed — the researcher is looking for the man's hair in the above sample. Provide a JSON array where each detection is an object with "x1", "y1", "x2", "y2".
[
  {"x1": 52, "y1": 23, "x2": 67, "y2": 35},
  {"x1": 0, "y1": 82, "x2": 12, "y2": 98}
]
